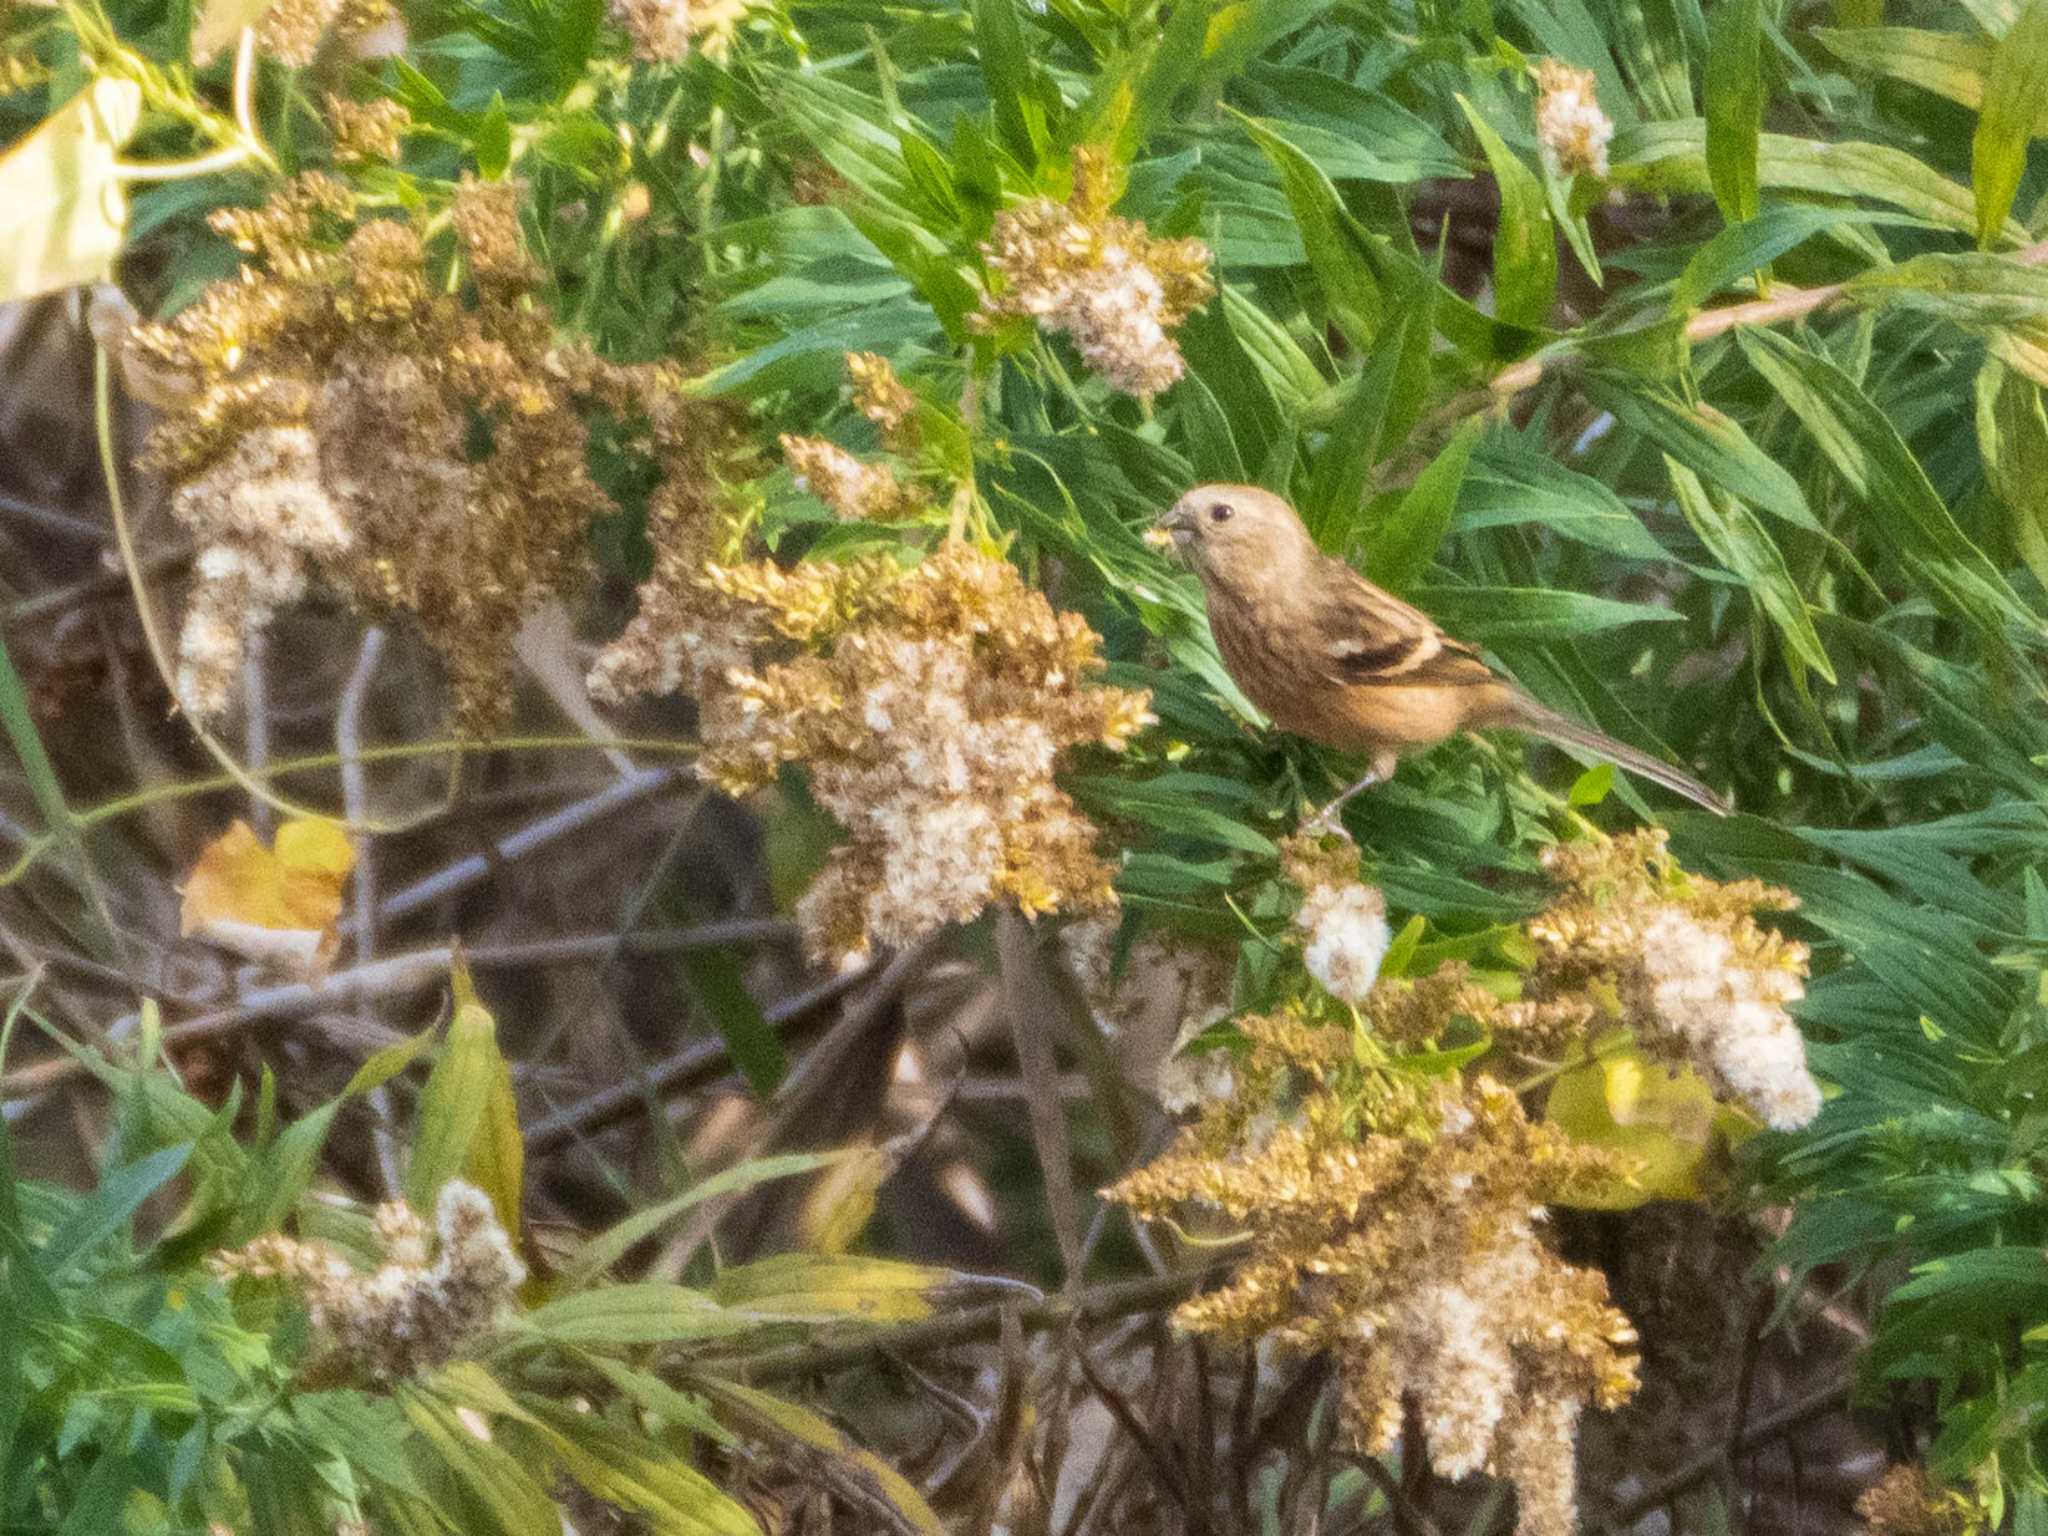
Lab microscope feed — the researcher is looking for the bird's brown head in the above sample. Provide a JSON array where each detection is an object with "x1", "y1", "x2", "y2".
[{"x1": 1156, "y1": 484, "x2": 1315, "y2": 594}]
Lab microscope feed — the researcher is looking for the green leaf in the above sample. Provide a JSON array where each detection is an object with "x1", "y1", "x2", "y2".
[
  {"x1": 405, "y1": 982, "x2": 502, "y2": 1216},
  {"x1": 1814, "y1": 27, "x2": 2003, "y2": 116},
  {"x1": 0, "y1": 79, "x2": 142, "y2": 307},
  {"x1": 1664, "y1": 457, "x2": 1836, "y2": 685},
  {"x1": 564, "y1": 1151, "x2": 848, "y2": 1288},
  {"x1": 1737, "y1": 328, "x2": 2028, "y2": 646},
  {"x1": 1616, "y1": 122, "x2": 2028, "y2": 243},
  {"x1": 1368, "y1": 417, "x2": 1480, "y2": 594},
  {"x1": 55, "y1": 1452, "x2": 137, "y2": 1536},
  {"x1": 1302, "y1": 288, "x2": 1435, "y2": 551},
  {"x1": 1672, "y1": 205, "x2": 1918, "y2": 312},
  {"x1": 238, "y1": 1026, "x2": 432, "y2": 1241},
  {"x1": 1463, "y1": 440, "x2": 1674, "y2": 561},
  {"x1": 707, "y1": 1253, "x2": 949, "y2": 1321},
  {"x1": 1977, "y1": 0, "x2": 2048, "y2": 247},
  {"x1": 1569, "y1": 762, "x2": 1617, "y2": 806},
  {"x1": 1704, "y1": 0, "x2": 1764, "y2": 224},
  {"x1": 509, "y1": 1391, "x2": 762, "y2": 1536},
  {"x1": 676, "y1": 945, "x2": 784, "y2": 1098},
  {"x1": 1070, "y1": 774, "x2": 1276, "y2": 856},
  {"x1": 584, "y1": 1357, "x2": 738, "y2": 1445},
  {"x1": 398, "y1": 1385, "x2": 560, "y2": 1536},
  {"x1": 1175, "y1": 373, "x2": 1246, "y2": 484},
  {"x1": 40, "y1": 1143, "x2": 190, "y2": 1273},
  {"x1": 1402, "y1": 587, "x2": 1685, "y2": 644},
  {"x1": 972, "y1": 0, "x2": 1038, "y2": 167},
  {"x1": 524, "y1": 1283, "x2": 757, "y2": 1346},
  {"x1": 1456, "y1": 96, "x2": 1557, "y2": 327},
  {"x1": 1234, "y1": 110, "x2": 1383, "y2": 349},
  {"x1": 1975, "y1": 361, "x2": 2048, "y2": 597},
  {"x1": 695, "y1": 1380, "x2": 943, "y2": 1536},
  {"x1": 1582, "y1": 379, "x2": 1820, "y2": 531}
]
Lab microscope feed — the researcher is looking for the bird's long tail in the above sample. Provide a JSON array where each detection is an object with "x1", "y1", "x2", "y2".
[{"x1": 1507, "y1": 700, "x2": 1731, "y2": 816}]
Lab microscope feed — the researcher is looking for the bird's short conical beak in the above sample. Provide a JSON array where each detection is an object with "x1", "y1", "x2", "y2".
[{"x1": 1151, "y1": 501, "x2": 1194, "y2": 549}]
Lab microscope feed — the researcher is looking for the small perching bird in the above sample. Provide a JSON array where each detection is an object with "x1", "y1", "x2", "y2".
[{"x1": 1154, "y1": 483, "x2": 1730, "y2": 822}]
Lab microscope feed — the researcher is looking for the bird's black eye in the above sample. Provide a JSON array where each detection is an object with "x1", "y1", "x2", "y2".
[{"x1": 1208, "y1": 502, "x2": 1234, "y2": 524}]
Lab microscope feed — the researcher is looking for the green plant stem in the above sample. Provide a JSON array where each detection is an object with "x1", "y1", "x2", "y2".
[
  {"x1": 0, "y1": 620, "x2": 119, "y2": 958},
  {"x1": 716, "y1": 1261, "x2": 1233, "y2": 1384}
]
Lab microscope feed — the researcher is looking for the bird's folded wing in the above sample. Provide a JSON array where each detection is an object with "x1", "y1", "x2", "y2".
[{"x1": 1310, "y1": 577, "x2": 1497, "y2": 689}]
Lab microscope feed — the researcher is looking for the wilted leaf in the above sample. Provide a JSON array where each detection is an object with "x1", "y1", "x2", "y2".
[
  {"x1": 695, "y1": 1379, "x2": 943, "y2": 1536},
  {"x1": 1546, "y1": 1039, "x2": 1738, "y2": 1208},
  {"x1": 523, "y1": 1283, "x2": 756, "y2": 1346},
  {"x1": 708, "y1": 1253, "x2": 950, "y2": 1321},
  {"x1": 0, "y1": 79, "x2": 142, "y2": 305},
  {"x1": 179, "y1": 817, "x2": 356, "y2": 978},
  {"x1": 406, "y1": 967, "x2": 516, "y2": 1221}
]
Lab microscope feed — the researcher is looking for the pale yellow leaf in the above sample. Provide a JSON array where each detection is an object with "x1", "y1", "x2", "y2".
[
  {"x1": 1545, "y1": 1037, "x2": 1724, "y2": 1210},
  {"x1": 0, "y1": 79, "x2": 142, "y2": 304},
  {"x1": 180, "y1": 817, "x2": 355, "y2": 977}
]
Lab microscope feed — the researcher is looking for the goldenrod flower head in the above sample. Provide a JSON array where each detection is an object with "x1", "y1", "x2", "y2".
[
  {"x1": 978, "y1": 147, "x2": 1214, "y2": 400},
  {"x1": 607, "y1": 0, "x2": 744, "y2": 62},
  {"x1": 326, "y1": 95, "x2": 410, "y2": 164},
  {"x1": 212, "y1": 1181, "x2": 523, "y2": 1381},
  {"x1": 1534, "y1": 58, "x2": 1613, "y2": 179},
  {"x1": 1857, "y1": 1465, "x2": 1979, "y2": 1536},
  {"x1": 845, "y1": 351, "x2": 917, "y2": 438},
  {"x1": 131, "y1": 176, "x2": 710, "y2": 730},
  {"x1": 779, "y1": 433, "x2": 917, "y2": 522},
  {"x1": 1282, "y1": 832, "x2": 1391, "y2": 1004},
  {"x1": 594, "y1": 538, "x2": 1151, "y2": 962},
  {"x1": 1527, "y1": 830, "x2": 1819, "y2": 1130},
  {"x1": 1111, "y1": 1052, "x2": 1635, "y2": 1536}
]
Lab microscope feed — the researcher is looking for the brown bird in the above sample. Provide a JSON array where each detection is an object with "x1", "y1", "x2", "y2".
[{"x1": 1155, "y1": 483, "x2": 1730, "y2": 822}]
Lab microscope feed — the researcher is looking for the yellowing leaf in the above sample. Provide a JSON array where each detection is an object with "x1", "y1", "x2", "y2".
[
  {"x1": 0, "y1": 79, "x2": 142, "y2": 305},
  {"x1": 709, "y1": 1253, "x2": 950, "y2": 1322},
  {"x1": 797, "y1": 1142, "x2": 889, "y2": 1256},
  {"x1": 180, "y1": 817, "x2": 355, "y2": 977},
  {"x1": 1545, "y1": 1038, "x2": 1725, "y2": 1209}
]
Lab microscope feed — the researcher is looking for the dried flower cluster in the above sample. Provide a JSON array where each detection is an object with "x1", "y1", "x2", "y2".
[
  {"x1": 845, "y1": 351, "x2": 917, "y2": 435},
  {"x1": 977, "y1": 149, "x2": 1214, "y2": 399},
  {"x1": 128, "y1": 172, "x2": 702, "y2": 727},
  {"x1": 1281, "y1": 832, "x2": 1393, "y2": 1005},
  {"x1": 607, "y1": 0, "x2": 746, "y2": 62},
  {"x1": 1518, "y1": 831, "x2": 1820, "y2": 1130},
  {"x1": 1857, "y1": 1465, "x2": 1978, "y2": 1536},
  {"x1": 1534, "y1": 57, "x2": 1613, "y2": 179},
  {"x1": 594, "y1": 536, "x2": 1152, "y2": 961},
  {"x1": 779, "y1": 434, "x2": 917, "y2": 522},
  {"x1": 1111, "y1": 1017, "x2": 1635, "y2": 1536},
  {"x1": 325, "y1": 94, "x2": 410, "y2": 163},
  {"x1": 253, "y1": 0, "x2": 393, "y2": 66},
  {"x1": 211, "y1": 1182, "x2": 524, "y2": 1381}
]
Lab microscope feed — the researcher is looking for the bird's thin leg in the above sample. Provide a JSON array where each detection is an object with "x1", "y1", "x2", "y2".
[{"x1": 1305, "y1": 764, "x2": 1384, "y2": 832}]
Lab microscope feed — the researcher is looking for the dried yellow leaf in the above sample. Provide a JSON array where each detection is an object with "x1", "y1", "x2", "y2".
[{"x1": 180, "y1": 816, "x2": 355, "y2": 977}]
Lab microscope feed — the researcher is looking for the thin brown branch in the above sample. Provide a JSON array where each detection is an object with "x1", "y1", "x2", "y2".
[
  {"x1": 1599, "y1": 1375, "x2": 1855, "y2": 1532},
  {"x1": 727, "y1": 1263, "x2": 1229, "y2": 1385},
  {"x1": 0, "y1": 921, "x2": 798, "y2": 1101},
  {"x1": 997, "y1": 906, "x2": 1084, "y2": 1288}
]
